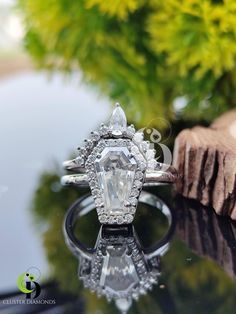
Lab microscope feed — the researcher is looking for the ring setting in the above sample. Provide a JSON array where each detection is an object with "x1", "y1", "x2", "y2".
[{"x1": 61, "y1": 103, "x2": 177, "y2": 224}]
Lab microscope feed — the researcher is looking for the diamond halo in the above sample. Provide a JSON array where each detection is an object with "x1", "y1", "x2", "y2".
[
  {"x1": 76, "y1": 103, "x2": 157, "y2": 224},
  {"x1": 78, "y1": 226, "x2": 161, "y2": 305},
  {"x1": 61, "y1": 103, "x2": 178, "y2": 224}
]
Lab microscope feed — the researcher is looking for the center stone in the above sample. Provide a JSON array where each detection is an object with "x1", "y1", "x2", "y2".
[
  {"x1": 95, "y1": 146, "x2": 137, "y2": 214},
  {"x1": 99, "y1": 244, "x2": 139, "y2": 294}
]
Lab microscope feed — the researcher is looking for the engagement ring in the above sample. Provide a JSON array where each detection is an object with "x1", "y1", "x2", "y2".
[{"x1": 61, "y1": 103, "x2": 178, "y2": 224}]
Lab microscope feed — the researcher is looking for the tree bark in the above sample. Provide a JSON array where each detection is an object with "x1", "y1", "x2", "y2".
[{"x1": 173, "y1": 110, "x2": 236, "y2": 219}]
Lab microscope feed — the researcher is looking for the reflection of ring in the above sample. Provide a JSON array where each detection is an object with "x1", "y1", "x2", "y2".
[
  {"x1": 61, "y1": 103, "x2": 178, "y2": 224},
  {"x1": 64, "y1": 191, "x2": 174, "y2": 259},
  {"x1": 63, "y1": 192, "x2": 174, "y2": 308}
]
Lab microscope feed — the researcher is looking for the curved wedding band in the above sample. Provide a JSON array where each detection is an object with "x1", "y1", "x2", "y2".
[
  {"x1": 61, "y1": 103, "x2": 178, "y2": 224},
  {"x1": 61, "y1": 166, "x2": 178, "y2": 187},
  {"x1": 64, "y1": 191, "x2": 175, "y2": 260}
]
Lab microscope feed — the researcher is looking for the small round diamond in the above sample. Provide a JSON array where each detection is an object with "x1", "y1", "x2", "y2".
[
  {"x1": 88, "y1": 172, "x2": 96, "y2": 180},
  {"x1": 131, "y1": 145, "x2": 139, "y2": 155},
  {"x1": 92, "y1": 188, "x2": 100, "y2": 196},
  {"x1": 127, "y1": 125, "x2": 135, "y2": 136},
  {"x1": 117, "y1": 216, "x2": 124, "y2": 224},
  {"x1": 78, "y1": 146, "x2": 86, "y2": 155},
  {"x1": 144, "y1": 282, "x2": 152, "y2": 289},
  {"x1": 139, "y1": 288, "x2": 146, "y2": 295},
  {"x1": 148, "y1": 159, "x2": 158, "y2": 170},
  {"x1": 150, "y1": 277, "x2": 157, "y2": 283},
  {"x1": 131, "y1": 189, "x2": 139, "y2": 197},
  {"x1": 124, "y1": 206, "x2": 130, "y2": 213},
  {"x1": 99, "y1": 215, "x2": 107, "y2": 223},
  {"x1": 129, "y1": 197, "x2": 137, "y2": 206},
  {"x1": 91, "y1": 131, "x2": 100, "y2": 141},
  {"x1": 95, "y1": 198, "x2": 103, "y2": 206},
  {"x1": 108, "y1": 216, "x2": 116, "y2": 224},
  {"x1": 75, "y1": 156, "x2": 84, "y2": 166},
  {"x1": 134, "y1": 180, "x2": 142, "y2": 188},
  {"x1": 129, "y1": 207, "x2": 136, "y2": 214},
  {"x1": 90, "y1": 180, "x2": 97, "y2": 188},
  {"x1": 133, "y1": 132, "x2": 144, "y2": 143},
  {"x1": 125, "y1": 214, "x2": 133, "y2": 223},
  {"x1": 132, "y1": 292, "x2": 139, "y2": 300},
  {"x1": 99, "y1": 125, "x2": 108, "y2": 135},
  {"x1": 84, "y1": 140, "x2": 93, "y2": 150},
  {"x1": 139, "y1": 161, "x2": 146, "y2": 171},
  {"x1": 135, "y1": 171, "x2": 143, "y2": 180}
]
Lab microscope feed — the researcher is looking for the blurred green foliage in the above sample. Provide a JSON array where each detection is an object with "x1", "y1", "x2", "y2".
[
  {"x1": 32, "y1": 171, "x2": 236, "y2": 314},
  {"x1": 18, "y1": 0, "x2": 236, "y2": 126}
]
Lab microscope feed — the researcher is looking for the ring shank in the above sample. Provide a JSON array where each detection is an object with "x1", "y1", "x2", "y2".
[{"x1": 61, "y1": 165, "x2": 178, "y2": 187}]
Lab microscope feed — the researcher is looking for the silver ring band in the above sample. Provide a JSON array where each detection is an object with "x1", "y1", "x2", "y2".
[{"x1": 61, "y1": 166, "x2": 178, "y2": 187}]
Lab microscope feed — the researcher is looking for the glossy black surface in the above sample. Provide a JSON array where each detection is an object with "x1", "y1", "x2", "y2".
[
  {"x1": 9, "y1": 178, "x2": 236, "y2": 314},
  {"x1": 1, "y1": 176, "x2": 236, "y2": 314}
]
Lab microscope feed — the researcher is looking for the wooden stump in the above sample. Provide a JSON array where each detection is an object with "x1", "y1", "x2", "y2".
[{"x1": 173, "y1": 110, "x2": 236, "y2": 219}]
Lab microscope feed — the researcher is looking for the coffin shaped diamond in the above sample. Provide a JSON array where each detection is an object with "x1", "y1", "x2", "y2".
[
  {"x1": 95, "y1": 146, "x2": 137, "y2": 214},
  {"x1": 100, "y1": 244, "x2": 139, "y2": 294}
]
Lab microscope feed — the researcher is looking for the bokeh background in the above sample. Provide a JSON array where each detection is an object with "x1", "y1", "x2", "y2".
[
  {"x1": 18, "y1": 0, "x2": 236, "y2": 125},
  {"x1": 1, "y1": 0, "x2": 236, "y2": 313},
  {"x1": 0, "y1": 0, "x2": 110, "y2": 292}
]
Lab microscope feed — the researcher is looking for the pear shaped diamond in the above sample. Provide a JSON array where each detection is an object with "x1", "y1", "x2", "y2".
[{"x1": 109, "y1": 103, "x2": 127, "y2": 135}]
